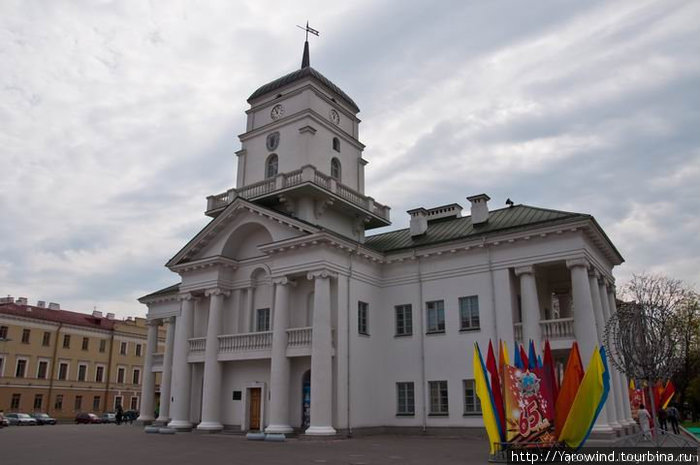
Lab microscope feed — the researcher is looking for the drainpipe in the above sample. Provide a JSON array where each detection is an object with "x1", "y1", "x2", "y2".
[
  {"x1": 346, "y1": 246, "x2": 356, "y2": 436},
  {"x1": 417, "y1": 252, "x2": 427, "y2": 432},
  {"x1": 104, "y1": 330, "x2": 115, "y2": 411},
  {"x1": 48, "y1": 322, "x2": 62, "y2": 417}
]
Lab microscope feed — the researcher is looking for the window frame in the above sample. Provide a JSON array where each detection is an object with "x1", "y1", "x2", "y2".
[
  {"x1": 358, "y1": 301, "x2": 369, "y2": 336},
  {"x1": 130, "y1": 396, "x2": 139, "y2": 410},
  {"x1": 99, "y1": 339, "x2": 107, "y2": 353},
  {"x1": 120, "y1": 341, "x2": 128, "y2": 355},
  {"x1": 93, "y1": 395, "x2": 101, "y2": 411},
  {"x1": 42, "y1": 331, "x2": 51, "y2": 347},
  {"x1": 77, "y1": 363, "x2": 88, "y2": 382},
  {"x1": 74, "y1": 395, "x2": 83, "y2": 411},
  {"x1": 21, "y1": 328, "x2": 30, "y2": 344},
  {"x1": 95, "y1": 365, "x2": 105, "y2": 383},
  {"x1": 54, "y1": 394, "x2": 63, "y2": 410},
  {"x1": 265, "y1": 153, "x2": 279, "y2": 178},
  {"x1": 395, "y1": 304, "x2": 413, "y2": 336},
  {"x1": 15, "y1": 357, "x2": 28, "y2": 378},
  {"x1": 330, "y1": 157, "x2": 341, "y2": 180},
  {"x1": 0, "y1": 325, "x2": 8, "y2": 339},
  {"x1": 428, "y1": 380, "x2": 449, "y2": 416},
  {"x1": 34, "y1": 393, "x2": 43, "y2": 410},
  {"x1": 463, "y1": 379, "x2": 482, "y2": 415},
  {"x1": 11, "y1": 393, "x2": 21, "y2": 410},
  {"x1": 62, "y1": 334, "x2": 70, "y2": 349},
  {"x1": 459, "y1": 295, "x2": 480, "y2": 331},
  {"x1": 114, "y1": 395, "x2": 123, "y2": 410},
  {"x1": 132, "y1": 368, "x2": 141, "y2": 385},
  {"x1": 117, "y1": 366, "x2": 126, "y2": 384},
  {"x1": 58, "y1": 362, "x2": 69, "y2": 381},
  {"x1": 396, "y1": 381, "x2": 415, "y2": 416},
  {"x1": 135, "y1": 343, "x2": 142, "y2": 357},
  {"x1": 255, "y1": 308, "x2": 271, "y2": 332},
  {"x1": 332, "y1": 136, "x2": 340, "y2": 152},
  {"x1": 82, "y1": 337, "x2": 89, "y2": 351},
  {"x1": 36, "y1": 359, "x2": 50, "y2": 379},
  {"x1": 426, "y1": 300, "x2": 446, "y2": 334}
]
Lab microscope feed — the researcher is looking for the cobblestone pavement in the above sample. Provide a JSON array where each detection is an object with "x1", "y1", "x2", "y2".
[{"x1": 0, "y1": 424, "x2": 490, "y2": 465}]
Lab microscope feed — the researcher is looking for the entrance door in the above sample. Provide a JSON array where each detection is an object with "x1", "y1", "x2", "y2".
[{"x1": 249, "y1": 388, "x2": 261, "y2": 431}]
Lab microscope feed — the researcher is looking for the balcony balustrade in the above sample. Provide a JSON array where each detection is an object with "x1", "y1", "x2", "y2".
[
  {"x1": 188, "y1": 337, "x2": 206, "y2": 353},
  {"x1": 218, "y1": 331, "x2": 272, "y2": 353},
  {"x1": 513, "y1": 317, "x2": 575, "y2": 342},
  {"x1": 286, "y1": 326, "x2": 312, "y2": 347}
]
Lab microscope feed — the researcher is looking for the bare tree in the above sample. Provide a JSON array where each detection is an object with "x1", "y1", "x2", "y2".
[{"x1": 621, "y1": 273, "x2": 694, "y2": 324}]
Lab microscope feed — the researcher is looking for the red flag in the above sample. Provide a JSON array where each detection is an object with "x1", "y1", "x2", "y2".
[
  {"x1": 487, "y1": 340, "x2": 506, "y2": 439},
  {"x1": 660, "y1": 381, "x2": 676, "y2": 408},
  {"x1": 554, "y1": 342, "x2": 584, "y2": 438},
  {"x1": 519, "y1": 345, "x2": 529, "y2": 371},
  {"x1": 543, "y1": 340, "x2": 559, "y2": 401}
]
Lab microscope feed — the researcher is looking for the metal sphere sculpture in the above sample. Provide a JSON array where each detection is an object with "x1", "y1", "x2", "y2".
[{"x1": 603, "y1": 303, "x2": 683, "y2": 381}]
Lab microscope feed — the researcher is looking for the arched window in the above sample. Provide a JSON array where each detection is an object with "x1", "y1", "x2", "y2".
[
  {"x1": 332, "y1": 137, "x2": 340, "y2": 152},
  {"x1": 331, "y1": 157, "x2": 341, "y2": 180},
  {"x1": 265, "y1": 154, "x2": 278, "y2": 178}
]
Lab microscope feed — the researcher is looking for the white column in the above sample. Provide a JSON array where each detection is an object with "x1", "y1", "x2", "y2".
[
  {"x1": 305, "y1": 269, "x2": 336, "y2": 436},
  {"x1": 157, "y1": 317, "x2": 176, "y2": 423},
  {"x1": 266, "y1": 277, "x2": 294, "y2": 434},
  {"x1": 589, "y1": 271, "x2": 622, "y2": 431},
  {"x1": 606, "y1": 283, "x2": 635, "y2": 426},
  {"x1": 243, "y1": 287, "x2": 255, "y2": 333},
  {"x1": 168, "y1": 294, "x2": 195, "y2": 431},
  {"x1": 197, "y1": 288, "x2": 229, "y2": 431},
  {"x1": 567, "y1": 259, "x2": 612, "y2": 433},
  {"x1": 597, "y1": 278, "x2": 628, "y2": 430},
  {"x1": 514, "y1": 265, "x2": 541, "y2": 348},
  {"x1": 230, "y1": 289, "x2": 241, "y2": 334},
  {"x1": 137, "y1": 319, "x2": 159, "y2": 423}
]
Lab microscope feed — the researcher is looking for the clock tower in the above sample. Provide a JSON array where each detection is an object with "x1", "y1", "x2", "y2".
[{"x1": 205, "y1": 42, "x2": 391, "y2": 241}]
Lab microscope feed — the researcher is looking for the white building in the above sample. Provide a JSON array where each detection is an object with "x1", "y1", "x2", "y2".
[{"x1": 138, "y1": 43, "x2": 634, "y2": 437}]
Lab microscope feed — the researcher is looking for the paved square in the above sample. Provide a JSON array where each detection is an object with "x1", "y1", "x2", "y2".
[{"x1": 1, "y1": 424, "x2": 490, "y2": 465}]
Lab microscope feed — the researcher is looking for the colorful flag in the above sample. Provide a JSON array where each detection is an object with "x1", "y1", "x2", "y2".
[
  {"x1": 543, "y1": 340, "x2": 559, "y2": 401},
  {"x1": 499, "y1": 340, "x2": 509, "y2": 381},
  {"x1": 503, "y1": 364, "x2": 554, "y2": 443},
  {"x1": 554, "y1": 342, "x2": 584, "y2": 438},
  {"x1": 486, "y1": 341, "x2": 506, "y2": 440},
  {"x1": 558, "y1": 346, "x2": 610, "y2": 449},
  {"x1": 528, "y1": 340, "x2": 538, "y2": 370},
  {"x1": 520, "y1": 345, "x2": 529, "y2": 370},
  {"x1": 514, "y1": 345, "x2": 524, "y2": 370},
  {"x1": 473, "y1": 343, "x2": 504, "y2": 453},
  {"x1": 661, "y1": 381, "x2": 676, "y2": 409}
]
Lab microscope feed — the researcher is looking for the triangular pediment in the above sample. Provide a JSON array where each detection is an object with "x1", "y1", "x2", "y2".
[{"x1": 166, "y1": 198, "x2": 318, "y2": 269}]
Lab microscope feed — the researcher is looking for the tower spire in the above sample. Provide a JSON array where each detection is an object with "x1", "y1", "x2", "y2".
[{"x1": 297, "y1": 21, "x2": 319, "y2": 69}]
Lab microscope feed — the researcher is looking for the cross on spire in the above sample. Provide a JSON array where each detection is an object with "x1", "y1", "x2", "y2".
[{"x1": 296, "y1": 21, "x2": 319, "y2": 68}]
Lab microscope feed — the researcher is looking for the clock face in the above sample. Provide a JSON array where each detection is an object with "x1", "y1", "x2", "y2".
[
  {"x1": 329, "y1": 109, "x2": 340, "y2": 125},
  {"x1": 270, "y1": 104, "x2": 285, "y2": 120}
]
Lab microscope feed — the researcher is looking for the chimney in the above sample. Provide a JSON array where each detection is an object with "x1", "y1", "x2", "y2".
[
  {"x1": 467, "y1": 194, "x2": 491, "y2": 225},
  {"x1": 17, "y1": 297, "x2": 28, "y2": 305},
  {"x1": 92, "y1": 310, "x2": 103, "y2": 318},
  {"x1": 48, "y1": 302, "x2": 60, "y2": 310},
  {"x1": 37, "y1": 300, "x2": 46, "y2": 308},
  {"x1": 106, "y1": 313, "x2": 115, "y2": 320},
  {"x1": 407, "y1": 208, "x2": 428, "y2": 236}
]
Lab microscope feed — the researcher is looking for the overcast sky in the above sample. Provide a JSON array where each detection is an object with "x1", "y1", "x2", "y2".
[{"x1": 1, "y1": 0, "x2": 698, "y2": 318}]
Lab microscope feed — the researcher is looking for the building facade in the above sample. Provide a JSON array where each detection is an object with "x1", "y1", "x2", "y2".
[
  {"x1": 139, "y1": 44, "x2": 634, "y2": 437},
  {"x1": 0, "y1": 298, "x2": 164, "y2": 420}
]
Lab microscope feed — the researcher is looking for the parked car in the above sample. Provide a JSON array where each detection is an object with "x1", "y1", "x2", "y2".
[
  {"x1": 31, "y1": 413, "x2": 57, "y2": 425},
  {"x1": 5, "y1": 413, "x2": 38, "y2": 426},
  {"x1": 75, "y1": 413, "x2": 101, "y2": 424},
  {"x1": 101, "y1": 413, "x2": 116, "y2": 424},
  {"x1": 122, "y1": 410, "x2": 139, "y2": 423},
  {"x1": 0, "y1": 412, "x2": 8, "y2": 427}
]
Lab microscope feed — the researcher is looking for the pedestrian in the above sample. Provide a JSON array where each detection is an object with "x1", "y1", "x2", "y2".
[
  {"x1": 116, "y1": 404, "x2": 123, "y2": 425},
  {"x1": 638, "y1": 404, "x2": 652, "y2": 440},
  {"x1": 667, "y1": 404, "x2": 681, "y2": 435},
  {"x1": 657, "y1": 406, "x2": 668, "y2": 433}
]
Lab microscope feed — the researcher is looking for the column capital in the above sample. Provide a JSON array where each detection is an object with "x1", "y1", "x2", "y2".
[
  {"x1": 163, "y1": 316, "x2": 176, "y2": 325},
  {"x1": 513, "y1": 265, "x2": 535, "y2": 277},
  {"x1": 307, "y1": 269, "x2": 337, "y2": 281},
  {"x1": 145, "y1": 319, "x2": 161, "y2": 327},
  {"x1": 205, "y1": 288, "x2": 231, "y2": 298},
  {"x1": 178, "y1": 293, "x2": 198, "y2": 302},
  {"x1": 588, "y1": 268, "x2": 601, "y2": 279},
  {"x1": 272, "y1": 276, "x2": 297, "y2": 287},
  {"x1": 605, "y1": 280, "x2": 616, "y2": 292},
  {"x1": 566, "y1": 258, "x2": 590, "y2": 270}
]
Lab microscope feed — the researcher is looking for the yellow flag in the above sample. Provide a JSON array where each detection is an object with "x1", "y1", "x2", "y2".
[{"x1": 473, "y1": 343, "x2": 502, "y2": 454}]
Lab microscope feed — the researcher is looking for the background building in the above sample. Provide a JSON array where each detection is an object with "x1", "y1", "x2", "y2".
[{"x1": 0, "y1": 297, "x2": 164, "y2": 420}]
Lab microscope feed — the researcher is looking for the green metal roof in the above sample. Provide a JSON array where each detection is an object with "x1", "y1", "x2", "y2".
[
  {"x1": 364, "y1": 204, "x2": 590, "y2": 253},
  {"x1": 138, "y1": 283, "x2": 180, "y2": 302},
  {"x1": 248, "y1": 66, "x2": 360, "y2": 113}
]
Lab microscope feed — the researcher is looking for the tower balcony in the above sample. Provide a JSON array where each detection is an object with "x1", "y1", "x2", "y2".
[{"x1": 205, "y1": 165, "x2": 391, "y2": 229}]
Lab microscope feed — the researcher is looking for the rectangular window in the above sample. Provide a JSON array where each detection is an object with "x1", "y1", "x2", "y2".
[
  {"x1": 63, "y1": 334, "x2": 70, "y2": 348},
  {"x1": 429, "y1": 380, "x2": 449, "y2": 415},
  {"x1": 15, "y1": 359, "x2": 27, "y2": 378},
  {"x1": 114, "y1": 396, "x2": 123, "y2": 410},
  {"x1": 0, "y1": 325, "x2": 8, "y2": 339},
  {"x1": 136, "y1": 344, "x2": 142, "y2": 357},
  {"x1": 55, "y1": 394, "x2": 63, "y2": 410},
  {"x1": 74, "y1": 395, "x2": 82, "y2": 411},
  {"x1": 95, "y1": 366, "x2": 105, "y2": 383},
  {"x1": 463, "y1": 379, "x2": 482, "y2": 415},
  {"x1": 34, "y1": 394, "x2": 43, "y2": 410},
  {"x1": 358, "y1": 301, "x2": 369, "y2": 335},
  {"x1": 396, "y1": 382, "x2": 415, "y2": 416},
  {"x1": 255, "y1": 308, "x2": 270, "y2": 332},
  {"x1": 459, "y1": 296, "x2": 480, "y2": 330},
  {"x1": 0, "y1": 356, "x2": 4, "y2": 377},
  {"x1": 93, "y1": 396, "x2": 101, "y2": 411},
  {"x1": 82, "y1": 337, "x2": 89, "y2": 351},
  {"x1": 77, "y1": 364, "x2": 87, "y2": 381},
  {"x1": 117, "y1": 367, "x2": 125, "y2": 384},
  {"x1": 42, "y1": 331, "x2": 51, "y2": 346},
  {"x1": 132, "y1": 368, "x2": 140, "y2": 385},
  {"x1": 120, "y1": 342, "x2": 127, "y2": 355},
  {"x1": 99, "y1": 339, "x2": 106, "y2": 353},
  {"x1": 395, "y1": 304, "x2": 413, "y2": 336},
  {"x1": 11, "y1": 393, "x2": 21, "y2": 410},
  {"x1": 130, "y1": 396, "x2": 139, "y2": 410},
  {"x1": 37, "y1": 360, "x2": 49, "y2": 379},
  {"x1": 426, "y1": 300, "x2": 445, "y2": 333},
  {"x1": 21, "y1": 329, "x2": 30, "y2": 344},
  {"x1": 58, "y1": 362, "x2": 68, "y2": 380}
]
